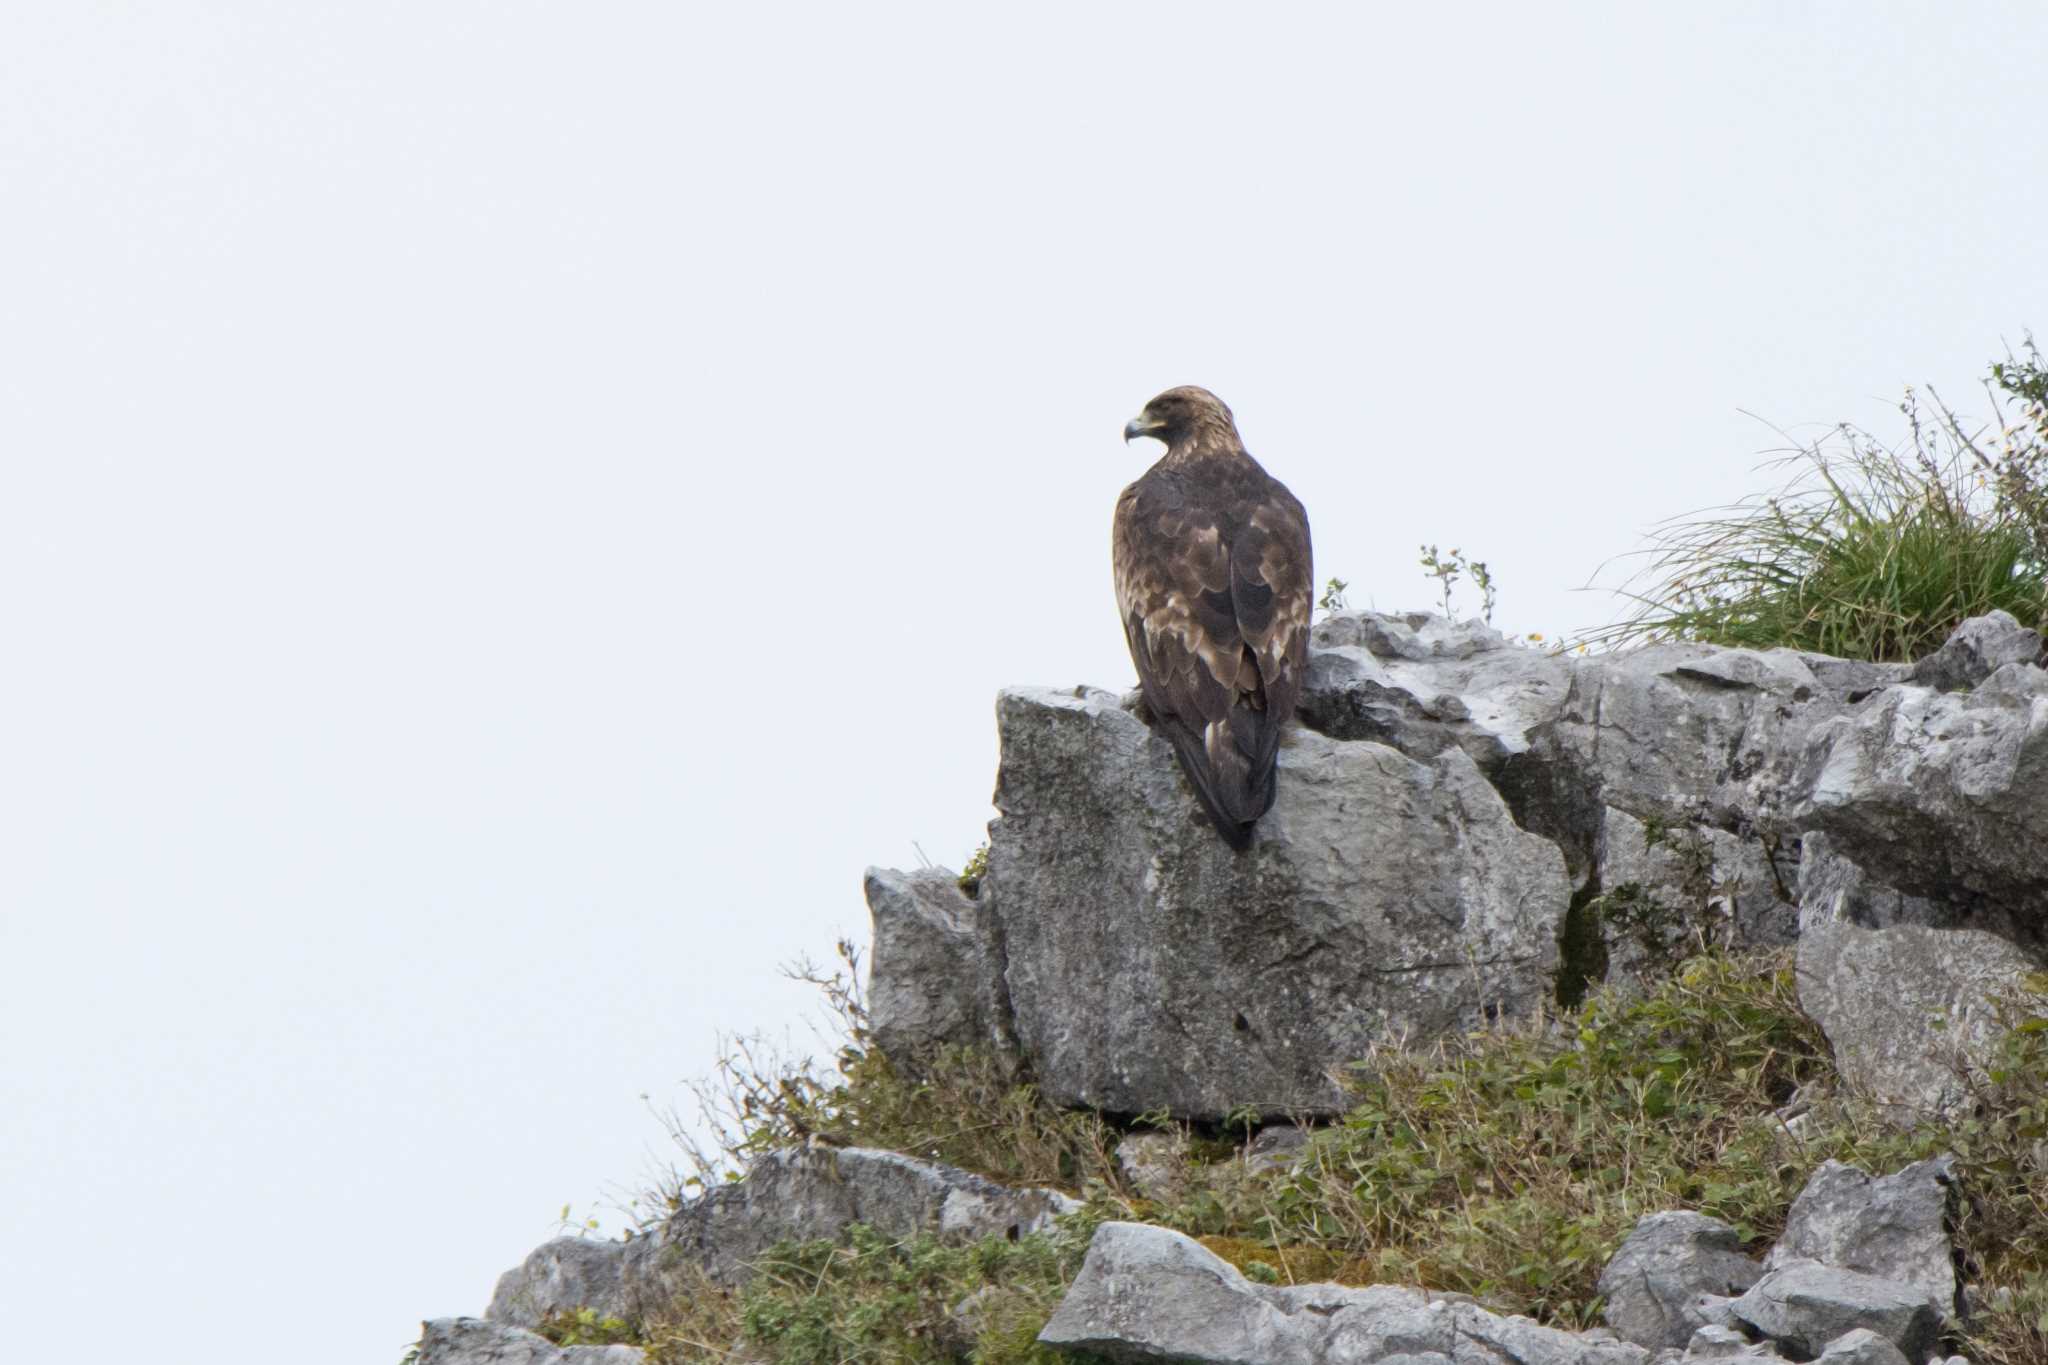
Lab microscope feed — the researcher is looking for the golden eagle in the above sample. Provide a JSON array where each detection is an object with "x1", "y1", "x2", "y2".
[{"x1": 1115, "y1": 386, "x2": 1313, "y2": 850}]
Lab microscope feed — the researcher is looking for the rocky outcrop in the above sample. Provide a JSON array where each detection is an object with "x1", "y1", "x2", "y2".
[
  {"x1": 865, "y1": 611, "x2": 2046, "y2": 1125},
  {"x1": 1729, "y1": 1260, "x2": 1943, "y2": 1364},
  {"x1": 416, "y1": 1318, "x2": 643, "y2": 1365},
  {"x1": 1597, "y1": 1211, "x2": 1764, "y2": 1349},
  {"x1": 863, "y1": 866, "x2": 1011, "y2": 1068},
  {"x1": 1796, "y1": 618, "x2": 2048, "y2": 931},
  {"x1": 1037, "y1": 1221, "x2": 1651, "y2": 1365},
  {"x1": 487, "y1": 1237, "x2": 635, "y2": 1332},
  {"x1": 1768, "y1": 1157, "x2": 1960, "y2": 1323},
  {"x1": 659, "y1": 1144, "x2": 1077, "y2": 1285},
  {"x1": 1040, "y1": 1153, "x2": 1968, "y2": 1365},
  {"x1": 985, "y1": 684, "x2": 1569, "y2": 1118},
  {"x1": 482, "y1": 1146, "x2": 1076, "y2": 1334}
]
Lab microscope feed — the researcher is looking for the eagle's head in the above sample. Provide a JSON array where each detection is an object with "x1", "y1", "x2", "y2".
[{"x1": 1123, "y1": 386, "x2": 1238, "y2": 449}]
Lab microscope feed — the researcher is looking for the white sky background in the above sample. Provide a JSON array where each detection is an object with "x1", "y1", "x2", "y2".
[{"x1": 2, "y1": 4, "x2": 2043, "y2": 1360}]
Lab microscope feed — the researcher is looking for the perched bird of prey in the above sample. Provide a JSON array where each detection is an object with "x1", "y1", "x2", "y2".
[{"x1": 1115, "y1": 386, "x2": 1313, "y2": 850}]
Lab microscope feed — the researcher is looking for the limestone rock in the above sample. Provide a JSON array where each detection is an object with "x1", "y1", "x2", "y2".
[
  {"x1": 1598, "y1": 1211, "x2": 1765, "y2": 1349},
  {"x1": 1244, "y1": 1123, "x2": 1311, "y2": 1175},
  {"x1": 1908, "y1": 611, "x2": 2043, "y2": 692},
  {"x1": 1111, "y1": 1130, "x2": 1189, "y2": 1202},
  {"x1": 1797, "y1": 836, "x2": 2040, "y2": 1120},
  {"x1": 1545, "y1": 642, "x2": 1874, "y2": 839},
  {"x1": 1769, "y1": 1157, "x2": 1960, "y2": 1321},
  {"x1": 1594, "y1": 808, "x2": 1798, "y2": 987},
  {"x1": 863, "y1": 865, "x2": 1008, "y2": 1068},
  {"x1": 1730, "y1": 1259, "x2": 1942, "y2": 1363},
  {"x1": 486, "y1": 1237, "x2": 630, "y2": 1331},
  {"x1": 989, "y1": 685, "x2": 1570, "y2": 1119},
  {"x1": 1816, "y1": 1328, "x2": 1913, "y2": 1365},
  {"x1": 1685, "y1": 1324, "x2": 1766, "y2": 1359},
  {"x1": 1299, "y1": 612, "x2": 1573, "y2": 773},
  {"x1": 1796, "y1": 647, "x2": 2048, "y2": 928},
  {"x1": 485, "y1": 1146, "x2": 1078, "y2": 1336},
  {"x1": 415, "y1": 1318, "x2": 643, "y2": 1365},
  {"x1": 656, "y1": 1145, "x2": 1078, "y2": 1287},
  {"x1": 1038, "y1": 1221, "x2": 1650, "y2": 1365}
]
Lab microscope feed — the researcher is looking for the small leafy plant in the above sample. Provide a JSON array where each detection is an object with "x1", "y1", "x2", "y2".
[{"x1": 1420, "y1": 545, "x2": 1496, "y2": 624}]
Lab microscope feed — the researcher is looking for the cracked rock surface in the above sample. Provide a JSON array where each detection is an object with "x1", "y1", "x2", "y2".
[{"x1": 984, "y1": 684, "x2": 1569, "y2": 1118}]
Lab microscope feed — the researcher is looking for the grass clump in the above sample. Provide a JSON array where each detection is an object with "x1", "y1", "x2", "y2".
[
  {"x1": 670, "y1": 1220, "x2": 1108, "y2": 1365},
  {"x1": 1591, "y1": 344, "x2": 2048, "y2": 658}
]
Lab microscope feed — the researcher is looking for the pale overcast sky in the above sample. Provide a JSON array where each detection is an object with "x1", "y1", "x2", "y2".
[{"x1": 3, "y1": 5, "x2": 2044, "y2": 1362}]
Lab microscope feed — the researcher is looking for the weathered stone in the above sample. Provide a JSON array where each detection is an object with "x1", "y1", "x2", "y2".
[
  {"x1": 1769, "y1": 1157, "x2": 1960, "y2": 1320},
  {"x1": 1595, "y1": 808, "x2": 1798, "y2": 987},
  {"x1": 1797, "y1": 836, "x2": 2040, "y2": 1120},
  {"x1": 989, "y1": 685, "x2": 1570, "y2": 1119},
  {"x1": 416, "y1": 1318, "x2": 643, "y2": 1365},
  {"x1": 1796, "y1": 647, "x2": 2048, "y2": 932},
  {"x1": 1112, "y1": 1130, "x2": 1189, "y2": 1202},
  {"x1": 1300, "y1": 613, "x2": 1573, "y2": 774},
  {"x1": 1908, "y1": 611, "x2": 2043, "y2": 693},
  {"x1": 1685, "y1": 1324, "x2": 1764, "y2": 1359},
  {"x1": 1598, "y1": 1211, "x2": 1766, "y2": 1348},
  {"x1": 655, "y1": 1145, "x2": 1077, "y2": 1287},
  {"x1": 863, "y1": 865, "x2": 1008, "y2": 1068},
  {"x1": 1038, "y1": 1221, "x2": 1651, "y2": 1365},
  {"x1": 1545, "y1": 642, "x2": 1868, "y2": 838},
  {"x1": 1244, "y1": 1123, "x2": 1311, "y2": 1175},
  {"x1": 1730, "y1": 1259, "x2": 1942, "y2": 1363},
  {"x1": 1815, "y1": 1328, "x2": 1913, "y2": 1365},
  {"x1": 486, "y1": 1237, "x2": 631, "y2": 1331}
]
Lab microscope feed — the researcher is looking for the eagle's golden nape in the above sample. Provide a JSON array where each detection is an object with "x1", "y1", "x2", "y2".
[{"x1": 1112, "y1": 386, "x2": 1314, "y2": 851}]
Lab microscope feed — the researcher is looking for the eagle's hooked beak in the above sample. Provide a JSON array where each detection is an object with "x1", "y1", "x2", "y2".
[{"x1": 1124, "y1": 413, "x2": 1165, "y2": 443}]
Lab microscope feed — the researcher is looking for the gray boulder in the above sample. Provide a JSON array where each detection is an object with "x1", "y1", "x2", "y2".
[
  {"x1": 415, "y1": 1318, "x2": 643, "y2": 1365},
  {"x1": 1730, "y1": 1259, "x2": 1942, "y2": 1363},
  {"x1": 1112, "y1": 1130, "x2": 1189, "y2": 1202},
  {"x1": 863, "y1": 865, "x2": 1009, "y2": 1068},
  {"x1": 1796, "y1": 654, "x2": 2048, "y2": 926},
  {"x1": 1593, "y1": 808, "x2": 1798, "y2": 987},
  {"x1": 1598, "y1": 1211, "x2": 1765, "y2": 1348},
  {"x1": 655, "y1": 1144, "x2": 1078, "y2": 1286},
  {"x1": 486, "y1": 1237, "x2": 631, "y2": 1331},
  {"x1": 1816, "y1": 1328, "x2": 1913, "y2": 1365},
  {"x1": 1038, "y1": 1221, "x2": 1651, "y2": 1365},
  {"x1": 1908, "y1": 611, "x2": 2043, "y2": 692},
  {"x1": 1685, "y1": 1324, "x2": 1770, "y2": 1359},
  {"x1": 988, "y1": 685, "x2": 1570, "y2": 1119},
  {"x1": 1797, "y1": 836, "x2": 2040, "y2": 1120},
  {"x1": 1769, "y1": 1157, "x2": 1960, "y2": 1321},
  {"x1": 1244, "y1": 1122, "x2": 1312, "y2": 1175}
]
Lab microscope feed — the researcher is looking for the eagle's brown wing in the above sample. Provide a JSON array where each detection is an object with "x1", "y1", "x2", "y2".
[{"x1": 1113, "y1": 465, "x2": 1313, "y2": 848}]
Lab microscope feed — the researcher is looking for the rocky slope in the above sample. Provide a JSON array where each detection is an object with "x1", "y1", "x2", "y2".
[{"x1": 415, "y1": 611, "x2": 2048, "y2": 1364}]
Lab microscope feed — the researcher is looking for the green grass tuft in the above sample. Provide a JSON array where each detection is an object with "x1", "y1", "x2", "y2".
[{"x1": 1588, "y1": 354, "x2": 2048, "y2": 658}]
